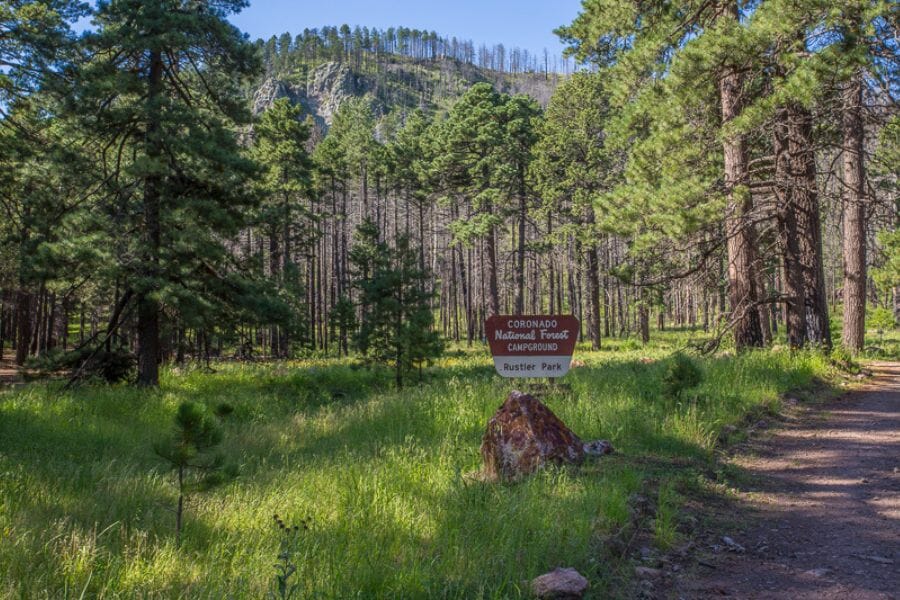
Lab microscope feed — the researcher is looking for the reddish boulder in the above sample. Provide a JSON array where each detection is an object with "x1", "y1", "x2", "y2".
[
  {"x1": 480, "y1": 390, "x2": 584, "y2": 481},
  {"x1": 530, "y1": 567, "x2": 590, "y2": 599}
]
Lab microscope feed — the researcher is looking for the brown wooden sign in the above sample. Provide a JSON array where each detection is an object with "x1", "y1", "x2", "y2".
[{"x1": 485, "y1": 315, "x2": 579, "y2": 378}]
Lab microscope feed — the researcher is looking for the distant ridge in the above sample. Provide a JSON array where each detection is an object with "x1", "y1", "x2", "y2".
[{"x1": 252, "y1": 56, "x2": 561, "y2": 129}]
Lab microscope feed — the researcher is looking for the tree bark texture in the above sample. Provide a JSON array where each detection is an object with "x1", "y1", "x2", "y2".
[
  {"x1": 841, "y1": 72, "x2": 867, "y2": 352},
  {"x1": 718, "y1": 14, "x2": 764, "y2": 350},
  {"x1": 137, "y1": 49, "x2": 164, "y2": 386}
]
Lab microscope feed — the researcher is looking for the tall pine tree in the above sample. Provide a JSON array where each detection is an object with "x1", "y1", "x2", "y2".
[
  {"x1": 75, "y1": 0, "x2": 260, "y2": 385},
  {"x1": 251, "y1": 98, "x2": 316, "y2": 356},
  {"x1": 350, "y1": 219, "x2": 442, "y2": 387}
]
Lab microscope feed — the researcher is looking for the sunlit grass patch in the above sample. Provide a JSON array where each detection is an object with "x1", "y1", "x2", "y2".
[
  {"x1": 0, "y1": 340, "x2": 836, "y2": 597},
  {"x1": 653, "y1": 480, "x2": 681, "y2": 550}
]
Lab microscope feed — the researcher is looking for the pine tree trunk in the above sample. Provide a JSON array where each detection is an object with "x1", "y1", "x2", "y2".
[
  {"x1": 0, "y1": 295, "x2": 5, "y2": 361},
  {"x1": 465, "y1": 245, "x2": 474, "y2": 343},
  {"x1": 583, "y1": 206, "x2": 601, "y2": 349},
  {"x1": 79, "y1": 304, "x2": 85, "y2": 346},
  {"x1": 137, "y1": 49, "x2": 164, "y2": 386},
  {"x1": 604, "y1": 237, "x2": 612, "y2": 336},
  {"x1": 754, "y1": 262, "x2": 772, "y2": 344},
  {"x1": 419, "y1": 200, "x2": 426, "y2": 283},
  {"x1": 484, "y1": 203, "x2": 500, "y2": 317},
  {"x1": 341, "y1": 182, "x2": 349, "y2": 297},
  {"x1": 894, "y1": 286, "x2": 900, "y2": 326},
  {"x1": 719, "y1": 24, "x2": 764, "y2": 350},
  {"x1": 14, "y1": 289, "x2": 30, "y2": 366},
  {"x1": 702, "y1": 283, "x2": 710, "y2": 332},
  {"x1": 269, "y1": 230, "x2": 280, "y2": 357},
  {"x1": 450, "y1": 242, "x2": 460, "y2": 341},
  {"x1": 46, "y1": 293, "x2": 54, "y2": 351},
  {"x1": 547, "y1": 214, "x2": 556, "y2": 314},
  {"x1": 453, "y1": 201, "x2": 473, "y2": 344},
  {"x1": 586, "y1": 247, "x2": 601, "y2": 349},
  {"x1": 514, "y1": 193, "x2": 526, "y2": 315},
  {"x1": 31, "y1": 287, "x2": 44, "y2": 356},
  {"x1": 841, "y1": 72, "x2": 867, "y2": 352},
  {"x1": 639, "y1": 290, "x2": 650, "y2": 345},
  {"x1": 61, "y1": 297, "x2": 69, "y2": 351},
  {"x1": 783, "y1": 103, "x2": 832, "y2": 349},
  {"x1": 332, "y1": 177, "x2": 341, "y2": 300},
  {"x1": 176, "y1": 325, "x2": 185, "y2": 364},
  {"x1": 282, "y1": 198, "x2": 292, "y2": 354},
  {"x1": 615, "y1": 251, "x2": 625, "y2": 336},
  {"x1": 362, "y1": 163, "x2": 369, "y2": 220},
  {"x1": 309, "y1": 255, "x2": 316, "y2": 351},
  {"x1": 774, "y1": 111, "x2": 808, "y2": 348}
]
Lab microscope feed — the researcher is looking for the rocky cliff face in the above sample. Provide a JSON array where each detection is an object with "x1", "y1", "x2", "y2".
[
  {"x1": 252, "y1": 78, "x2": 302, "y2": 115},
  {"x1": 252, "y1": 59, "x2": 559, "y2": 130},
  {"x1": 252, "y1": 62, "x2": 367, "y2": 128},
  {"x1": 305, "y1": 62, "x2": 361, "y2": 124}
]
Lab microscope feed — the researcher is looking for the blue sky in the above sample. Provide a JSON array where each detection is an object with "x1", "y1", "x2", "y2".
[{"x1": 229, "y1": 0, "x2": 585, "y2": 59}]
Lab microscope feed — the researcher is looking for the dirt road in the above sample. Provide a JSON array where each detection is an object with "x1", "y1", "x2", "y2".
[
  {"x1": 674, "y1": 362, "x2": 899, "y2": 599},
  {"x1": 0, "y1": 358, "x2": 21, "y2": 385}
]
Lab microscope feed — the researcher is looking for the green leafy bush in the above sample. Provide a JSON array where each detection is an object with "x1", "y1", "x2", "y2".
[{"x1": 869, "y1": 307, "x2": 896, "y2": 332}]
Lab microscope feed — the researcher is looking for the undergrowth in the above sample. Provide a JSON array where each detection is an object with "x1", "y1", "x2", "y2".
[{"x1": 0, "y1": 332, "x2": 837, "y2": 598}]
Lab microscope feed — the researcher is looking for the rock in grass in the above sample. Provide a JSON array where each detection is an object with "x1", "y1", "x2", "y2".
[
  {"x1": 530, "y1": 567, "x2": 589, "y2": 599},
  {"x1": 634, "y1": 566, "x2": 663, "y2": 579},
  {"x1": 480, "y1": 391, "x2": 584, "y2": 482},
  {"x1": 583, "y1": 439, "x2": 614, "y2": 456},
  {"x1": 721, "y1": 536, "x2": 745, "y2": 553}
]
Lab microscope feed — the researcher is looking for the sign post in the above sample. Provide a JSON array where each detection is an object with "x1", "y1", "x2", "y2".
[{"x1": 485, "y1": 315, "x2": 579, "y2": 378}]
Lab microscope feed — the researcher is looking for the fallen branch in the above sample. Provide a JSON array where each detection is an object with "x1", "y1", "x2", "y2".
[{"x1": 63, "y1": 289, "x2": 134, "y2": 390}]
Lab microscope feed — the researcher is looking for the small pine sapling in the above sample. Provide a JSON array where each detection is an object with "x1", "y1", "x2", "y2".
[
  {"x1": 662, "y1": 353, "x2": 703, "y2": 400},
  {"x1": 154, "y1": 401, "x2": 233, "y2": 546},
  {"x1": 349, "y1": 221, "x2": 443, "y2": 387},
  {"x1": 270, "y1": 514, "x2": 311, "y2": 600}
]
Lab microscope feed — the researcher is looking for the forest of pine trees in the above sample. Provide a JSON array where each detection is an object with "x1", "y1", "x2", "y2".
[
  {"x1": 256, "y1": 25, "x2": 579, "y2": 79},
  {"x1": 0, "y1": 0, "x2": 897, "y2": 387}
]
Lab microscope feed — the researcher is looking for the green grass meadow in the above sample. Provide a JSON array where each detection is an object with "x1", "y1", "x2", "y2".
[{"x1": 0, "y1": 333, "x2": 839, "y2": 598}]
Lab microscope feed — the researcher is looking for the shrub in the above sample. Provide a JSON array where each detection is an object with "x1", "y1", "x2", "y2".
[
  {"x1": 869, "y1": 307, "x2": 896, "y2": 333},
  {"x1": 214, "y1": 402, "x2": 235, "y2": 418},
  {"x1": 662, "y1": 353, "x2": 703, "y2": 399},
  {"x1": 830, "y1": 345, "x2": 860, "y2": 373}
]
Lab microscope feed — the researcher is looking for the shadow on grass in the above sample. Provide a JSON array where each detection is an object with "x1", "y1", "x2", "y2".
[
  {"x1": 676, "y1": 372, "x2": 900, "y2": 598},
  {"x1": 0, "y1": 400, "x2": 201, "y2": 595},
  {"x1": 0, "y1": 348, "x2": 840, "y2": 598}
]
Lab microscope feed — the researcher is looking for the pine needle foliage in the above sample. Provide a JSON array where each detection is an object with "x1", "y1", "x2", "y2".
[
  {"x1": 154, "y1": 400, "x2": 231, "y2": 547},
  {"x1": 350, "y1": 218, "x2": 443, "y2": 387}
]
